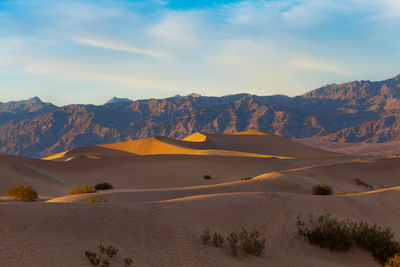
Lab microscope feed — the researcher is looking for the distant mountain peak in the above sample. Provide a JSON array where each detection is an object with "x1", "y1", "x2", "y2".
[
  {"x1": 105, "y1": 97, "x2": 131, "y2": 105},
  {"x1": 28, "y1": 96, "x2": 42, "y2": 103},
  {"x1": 188, "y1": 93, "x2": 201, "y2": 97}
]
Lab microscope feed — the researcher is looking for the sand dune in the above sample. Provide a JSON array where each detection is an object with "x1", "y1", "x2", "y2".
[{"x1": 1, "y1": 130, "x2": 399, "y2": 266}]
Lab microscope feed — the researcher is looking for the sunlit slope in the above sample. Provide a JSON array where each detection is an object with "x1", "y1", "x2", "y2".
[{"x1": 45, "y1": 130, "x2": 340, "y2": 161}]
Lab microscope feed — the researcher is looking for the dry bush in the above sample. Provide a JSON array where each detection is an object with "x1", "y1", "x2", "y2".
[
  {"x1": 297, "y1": 210, "x2": 400, "y2": 264},
  {"x1": 94, "y1": 182, "x2": 113, "y2": 190},
  {"x1": 69, "y1": 185, "x2": 95, "y2": 195},
  {"x1": 201, "y1": 227, "x2": 211, "y2": 245},
  {"x1": 6, "y1": 183, "x2": 38, "y2": 201},
  {"x1": 312, "y1": 183, "x2": 333, "y2": 195},
  {"x1": 386, "y1": 253, "x2": 400, "y2": 267},
  {"x1": 213, "y1": 232, "x2": 224, "y2": 247}
]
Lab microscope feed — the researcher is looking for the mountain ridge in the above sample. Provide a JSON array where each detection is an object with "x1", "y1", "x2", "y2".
[{"x1": 2, "y1": 74, "x2": 400, "y2": 157}]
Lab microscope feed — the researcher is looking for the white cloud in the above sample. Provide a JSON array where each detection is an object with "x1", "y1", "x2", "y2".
[
  {"x1": 285, "y1": 57, "x2": 352, "y2": 75},
  {"x1": 149, "y1": 11, "x2": 204, "y2": 45},
  {"x1": 75, "y1": 38, "x2": 171, "y2": 59}
]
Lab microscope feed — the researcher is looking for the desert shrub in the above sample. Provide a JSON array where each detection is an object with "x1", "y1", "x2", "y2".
[
  {"x1": 240, "y1": 177, "x2": 252, "y2": 181},
  {"x1": 124, "y1": 257, "x2": 133, "y2": 267},
  {"x1": 297, "y1": 210, "x2": 400, "y2": 264},
  {"x1": 312, "y1": 183, "x2": 333, "y2": 195},
  {"x1": 6, "y1": 183, "x2": 38, "y2": 201},
  {"x1": 203, "y1": 175, "x2": 211, "y2": 180},
  {"x1": 227, "y1": 232, "x2": 239, "y2": 256},
  {"x1": 85, "y1": 251, "x2": 100, "y2": 266},
  {"x1": 69, "y1": 185, "x2": 95, "y2": 195},
  {"x1": 351, "y1": 222, "x2": 400, "y2": 263},
  {"x1": 354, "y1": 178, "x2": 374, "y2": 190},
  {"x1": 86, "y1": 197, "x2": 108, "y2": 203},
  {"x1": 85, "y1": 244, "x2": 127, "y2": 267},
  {"x1": 213, "y1": 232, "x2": 224, "y2": 247},
  {"x1": 386, "y1": 253, "x2": 400, "y2": 267},
  {"x1": 201, "y1": 227, "x2": 211, "y2": 244},
  {"x1": 94, "y1": 183, "x2": 114, "y2": 190},
  {"x1": 336, "y1": 190, "x2": 358, "y2": 196},
  {"x1": 239, "y1": 228, "x2": 266, "y2": 256},
  {"x1": 297, "y1": 211, "x2": 352, "y2": 251}
]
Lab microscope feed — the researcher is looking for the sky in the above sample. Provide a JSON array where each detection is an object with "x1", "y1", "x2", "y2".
[{"x1": 0, "y1": 0, "x2": 400, "y2": 105}]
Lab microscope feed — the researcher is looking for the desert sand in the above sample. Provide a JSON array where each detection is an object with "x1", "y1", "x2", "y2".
[{"x1": 1, "y1": 130, "x2": 399, "y2": 266}]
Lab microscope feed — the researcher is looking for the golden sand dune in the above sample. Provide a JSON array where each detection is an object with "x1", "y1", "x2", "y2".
[
  {"x1": 1, "y1": 131, "x2": 399, "y2": 266},
  {"x1": 45, "y1": 130, "x2": 340, "y2": 161}
]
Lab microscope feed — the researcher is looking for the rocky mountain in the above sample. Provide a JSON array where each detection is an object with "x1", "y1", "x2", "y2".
[{"x1": 1, "y1": 74, "x2": 400, "y2": 158}]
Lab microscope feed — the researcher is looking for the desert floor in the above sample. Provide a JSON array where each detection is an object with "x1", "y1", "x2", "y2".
[{"x1": 1, "y1": 130, "x2": 399, "y2": 266}]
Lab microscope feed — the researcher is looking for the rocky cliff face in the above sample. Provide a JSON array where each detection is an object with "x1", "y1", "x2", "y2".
[{"x1": 1, "y1": 74, "x2": 400, "y2": 157}]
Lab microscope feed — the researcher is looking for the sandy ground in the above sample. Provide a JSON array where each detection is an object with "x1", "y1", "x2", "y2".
[{"x1": 0, "y1": 130, "x2": 399, "y2": 266}]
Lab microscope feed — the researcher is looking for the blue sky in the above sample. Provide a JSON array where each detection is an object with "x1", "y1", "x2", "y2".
[{"x1": 0, "y1": 0, "x2": 400, "y2": 105}]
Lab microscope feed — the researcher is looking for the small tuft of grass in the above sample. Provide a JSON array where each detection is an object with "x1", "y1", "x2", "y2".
[
  {"x1": 213, "y1": 232, "x2": 224, "y2": 247},
  {"x1": 312, "y1": 183, "x2": 333, "y2": 195},
  {"x1": 201, "y1": 227, "x2": 211, "y2": 245},
  {"x1": 354, "y1": 178, "x2": 374, "y2": 190}
]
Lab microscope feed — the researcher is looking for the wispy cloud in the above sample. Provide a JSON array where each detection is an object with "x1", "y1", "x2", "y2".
[
  {"x1": 75, "y1": 38, "x2": 171, "y2": 59},
  {"x1": 0, "y1": 0, "x2": 400, "y2": 105}
]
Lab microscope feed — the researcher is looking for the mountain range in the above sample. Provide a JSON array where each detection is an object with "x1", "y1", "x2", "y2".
[{"x1": 1, "y1": 74, "x2": 400, "y2": 158}]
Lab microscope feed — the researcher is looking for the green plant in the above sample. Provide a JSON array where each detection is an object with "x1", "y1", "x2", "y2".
[
  {"x1": 386, "y1": 253, "x2": 400, "y2": 267},
  {"x1": 227, "y1": 232, "x2": 239, "y2": 256},
  {"x1": 69, "y1": 185, "x2": 95, "y2": 195},
  {"x1": 239, "y1": 228, "x2": 266, "y2": 256},
  {"x1": 312, "y1": 183, "x2": 333, "y2": 195},
  {"x1": 6, "y1": 183, "x2": 38, "y2": 201},
  {"x1": 94, "y1": 183, "x2": 114, "y2": 190},
  {"x1": 123, "y1": 257, "x2": 133, "y2": 267},
  {"x1": 201, "y1": 227, "x2": 211, "y2": 244},
  {"x1": 351, "y1": 222, "x2": 400, "y2": 263},
  {"x1": 297, "y1": 211, "x2": 352, "y2": 251},
  {"x1": 336, "y1": 190, "x2": 358, "y2": 196},
  {"x1": 297, "y1": 210, "x2": 400, "y2": 264},
  {"x1": 204, "y1": 175, "x2": 212, "y2": 180},
  {"x1": 213, "y1": 232, "x2": 224, "y2": 247},
  {"x1": 354, "y1": 178, "x2": 374, "y2": 190}
]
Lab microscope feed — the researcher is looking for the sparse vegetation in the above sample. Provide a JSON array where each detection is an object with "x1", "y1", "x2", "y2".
[
  {"x1": 227, "y1": 232, "x2": 239, "y2": 256},
  {"x1": 336, "y1": 190, "x2": 358, "y2": 196},
  {"x1": 203, "y1": 175, "x2": 212, "y2": 180},
  {"x1": 123, "y1": 257, "x2": 133, "y2": 267},
  {"x1": 239, "y1": 228, "x2": 266, "y2": 256},
  {"x1": 386, "y1": 253, "x2": 400, "y2": 267},
  {"x1": 86, "y1": 197, "x2": 109, "y2": 203},
  {"x1": 84, "y1": 244, "x2": 132, "y2": 267},
  {"x1": 297, "y1": 210, "x2": 400, "y2": 264},
  {"x1": 94, "y1": 182, "x2": 114, "y2": 191},
  {"x1": 201, "y1": 227, "x2": 211, "y2": 245},
  {"x1": 213, "y1": 232, "x2": 224, "y2": 247},
  {"x1": 202, "y1": 228, "x2": 265, "y2": 257},
  {"x1": 240, "y1": 177, "x2": 252, "y2": 181},
  {"x1": 312, "y1": 183, "x2": 333, "y2": 195},
  {"x1": 6, "y1": 183, "x2": 38, "y2": 201},
  {"x1": 354, "y1": 178, "x2": 374, "y2": 190},
  {"x1": 69, "y1": 185, "x2": 95, "y2": 195}
]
